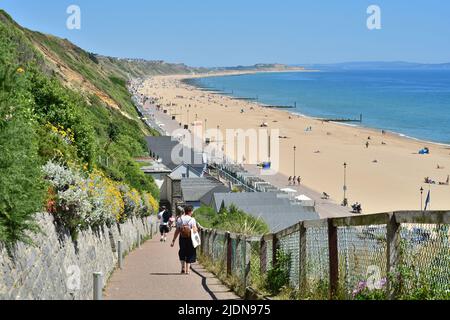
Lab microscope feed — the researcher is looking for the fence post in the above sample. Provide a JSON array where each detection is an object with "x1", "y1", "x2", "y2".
[
  {"x1": 205, "y1": 229, "x2": 211, "y2": 257},
  {"x1": 260, "y1": 236, "x2": 267, "y2": 275},
  {"x1": 271, "y1": 233, "x2": 278, "y2": 269},
  {"x1": 200, "y1": 229, "x2": 204, "y2": 254},
  {"x1": 299, "y1": 222, "x2": 307, "y2": 292},
  {"x1": 93, "y1": 272, "x2": 103, "y2": 300},
  {"x1": 203, "y1": 229, "x2": 207, "y2": 255},
  {"x1": 212, "y1": 231, "x2": 218, "y2": 259},
  {"x1": 243, "y1": 237, "x2": 251, "y2": 290},
  {"x1": 386, "y1": 212, "x2": 401, "y2": 299},
  {"x1": 226, "y1": 232, "x2": 232, "y2": 276},
  {"x1": 150, "y1": 223, "x2": 153, "y2": 239},
  {"x1": 118, "y1": 239, "x2": 123, "y2": 269},
  {"x1": 328, "y1": 218, "x2": 339, "y2": 300},
  {"x1": 205, "y1": 230, "x2": 209, "y2": 257},
  {"x1": 137, "y1": 230, "x2": 141, "y2": 248}
]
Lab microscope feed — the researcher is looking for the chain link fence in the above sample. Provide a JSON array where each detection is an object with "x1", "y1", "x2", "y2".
[
  {"x1": 200, "y1": 211, "x2": 450, "y2": 300},
  {"x1": 399, "y1": 223, "x2": 449, "y2": 297},
  {"x1": 337, "y1": 224, "x2": 387, "y2": 299}
]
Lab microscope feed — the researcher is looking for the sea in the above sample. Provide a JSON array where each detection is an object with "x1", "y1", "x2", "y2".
[{"x1": 187, "y1": 70, "x2": 450, "y2": 145}]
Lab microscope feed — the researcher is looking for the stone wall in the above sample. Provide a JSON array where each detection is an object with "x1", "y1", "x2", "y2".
[{"x1": 0, "y1": 213, "x2": 159, "y2": 300}]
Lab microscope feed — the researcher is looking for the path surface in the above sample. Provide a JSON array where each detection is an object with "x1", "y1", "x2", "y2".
[{"x1": 104, "y1": 233, "x2": 239, "y2": 300}]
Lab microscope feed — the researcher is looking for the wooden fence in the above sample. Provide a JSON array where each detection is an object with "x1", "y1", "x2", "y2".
[{"x1": 199, "y1": 211, "x2": 450, "y2": 300}]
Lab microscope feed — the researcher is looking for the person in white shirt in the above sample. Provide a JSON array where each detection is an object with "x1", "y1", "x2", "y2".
[
  {"x1": 157, "y1": 206, "x2": 171, "y2": 242},
  {"x1": 171, "y1": 205, "x2": 198, "y2": 275}
]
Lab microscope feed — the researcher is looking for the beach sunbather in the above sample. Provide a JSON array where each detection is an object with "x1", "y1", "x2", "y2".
[
  {"x1": 322, "y1": 192, "x2": 330, "y2": 200},
  {"x1": 439, "y1": 175, "x2": 450, "y2": 185},
  {"x1": 424, "y1": 177, "x2": 436, "y2": 184}
]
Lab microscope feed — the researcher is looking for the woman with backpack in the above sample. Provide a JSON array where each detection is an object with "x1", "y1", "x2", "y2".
[{"x1": 170, "y1": 205, "x2": 198, "y2": 275}]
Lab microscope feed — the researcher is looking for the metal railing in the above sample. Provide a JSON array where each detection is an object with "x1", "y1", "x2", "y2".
[{"x1": 199, "y1": 211, "x2": 450, "y2": 300}]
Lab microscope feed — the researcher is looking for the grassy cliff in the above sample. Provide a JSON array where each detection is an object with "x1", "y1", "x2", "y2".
[{"x1": 0, "y1": 10, "x2": 169, "y2": 244}]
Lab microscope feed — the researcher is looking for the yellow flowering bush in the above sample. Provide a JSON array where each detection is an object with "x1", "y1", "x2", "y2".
[
  {"x1": 119, "y1": 185, "x2": 143, "y2": 222},
  {"x1": 43, "y1": 160, "x2": 148, "y2": 236},
  {"x1": 46, "y1": 122, "x2": 75, "y2": 145},
  {"x1": 141, "y1": 192, "x2": 159, "y2": 217},
  {"x1": 87, "y1": 169, "x2": 124, "y2": 226}
]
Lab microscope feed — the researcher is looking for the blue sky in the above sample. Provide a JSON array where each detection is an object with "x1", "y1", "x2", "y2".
[{"x1": 1, "y1": 0, "x2": 449, "y2": 67}]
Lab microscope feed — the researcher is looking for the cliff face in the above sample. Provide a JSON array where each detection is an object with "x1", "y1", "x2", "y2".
[{"x1": 0, "y1": 9, "x2": 208, "y2": 120}]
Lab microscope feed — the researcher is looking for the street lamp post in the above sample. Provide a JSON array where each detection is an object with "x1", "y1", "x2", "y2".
[
  {"x1": 343, "y1": 162, "x2": 348, "y2": 207},
  {"x1": 293, "y1": 146, "x2": 297, "y2": 176},
  {"x1": 420, "y1": 187, "x2": 424, "y2": 211},
  {"x1": 216, "y1": 125, "x2": 220, "y2": 162},
  {"x1": 204, "y1": 118, "x2": 208, "y2": 143}
]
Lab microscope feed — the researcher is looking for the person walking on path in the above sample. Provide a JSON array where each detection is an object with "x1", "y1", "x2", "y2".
[
  {"x1": 171, "y1": 205, "x2": 198, "y2": 275},
  {"x1": 158, "y1": 206, "x2": 172, "y2": 242}
]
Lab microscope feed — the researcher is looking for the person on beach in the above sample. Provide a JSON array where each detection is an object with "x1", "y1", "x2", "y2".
[
  {"x1": 292, "y1": 176, "x2": 297, "y2": 185},
  {"x1": 288, "y1": 176, "x2": 292, "y2": 185},
  {"x1": 297, "y1": 176, "x2": 302, "y2": 185},
  {"x1": 157, "y1": 206, "x2": 172, "y2": 242},
  {"x1": 366, "y1": 141, "x2": 370, "y2": 148},
  {"x1": 171, "y1": 205, "x2": 198, "y2": 275}
]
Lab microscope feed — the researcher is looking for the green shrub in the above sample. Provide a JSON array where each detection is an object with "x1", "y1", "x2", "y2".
[
  {"x1": 0, "y1": 63, "x2": 45, "y2": 246},
  {"x1": 265, "y1": 250, "x2": 291, "y2": 295},
  {"x1": 0, "y1": 11, "x2": 160, "y2": 246},
  {"x1": 194, "y1": 205, "x2": 269, "y2": 235}
]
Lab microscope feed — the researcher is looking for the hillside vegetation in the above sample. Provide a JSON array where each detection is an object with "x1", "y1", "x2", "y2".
[
  {"x1": 0, "y1": 9, "x2": 302, "y2": 246},
  {"x1": 0, "y1": 10, "x2": 168, "y2": 245}
]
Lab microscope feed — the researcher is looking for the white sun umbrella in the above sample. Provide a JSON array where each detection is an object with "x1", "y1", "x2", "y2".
[{"x1": 281, "y1": 188, "x2": 298, "y2": 193}]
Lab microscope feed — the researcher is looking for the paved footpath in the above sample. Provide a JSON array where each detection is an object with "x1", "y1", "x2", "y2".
[{"x1": 104, "y1": 233, "x2": 240, "y2": 300}]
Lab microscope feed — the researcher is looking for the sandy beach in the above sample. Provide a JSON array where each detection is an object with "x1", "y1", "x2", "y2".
[{"x1": 139, "y1": 73, "x2": 450, "y2": 214}]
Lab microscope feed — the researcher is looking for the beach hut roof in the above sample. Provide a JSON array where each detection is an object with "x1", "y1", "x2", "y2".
[
  {"x1": 180, "y1": 177, "x2": 230, "y2": 202},
  {"x1": 211, "y1": 192, "x2": 319, "y2": 232}
]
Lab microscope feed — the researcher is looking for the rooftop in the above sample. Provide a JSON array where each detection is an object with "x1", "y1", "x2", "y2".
[
  {"x1": 211, "y1": 192, "x2": 319, "y2": 233},
  {"x1": 181, "y1": 177, "x2": 230, "y2": 202},
  {"x1": 145, "y1": 136, "x2": 204, "y2": 170}
]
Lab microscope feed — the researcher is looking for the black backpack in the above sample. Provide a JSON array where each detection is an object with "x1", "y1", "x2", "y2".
[{"x1": 162, "y1": 210, "x2": 171, "y2": 223}]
